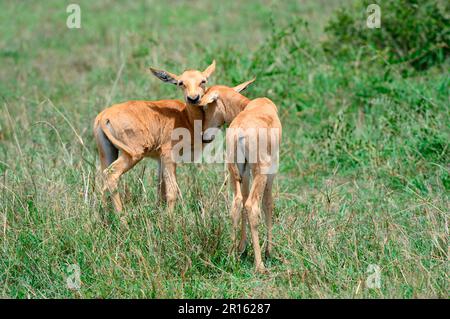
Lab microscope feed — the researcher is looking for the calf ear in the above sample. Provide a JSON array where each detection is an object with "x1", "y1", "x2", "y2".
[
  {"x1": 202, "y1": 60, "x2": 216, "y2": 79},
  {"x1": 233, "y1": 78, "x2": 256, "y2": 93},
  {"x1": 202, "y1": 91, "x2": 219, "y2": 105},
  {"x1": 149, "y1": 67, "x2": 179, "y2": 85}
]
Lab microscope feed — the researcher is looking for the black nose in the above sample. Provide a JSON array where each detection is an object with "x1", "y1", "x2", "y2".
[{"x1": 187, "y1": 95, "x2": 200, "y2": 104}]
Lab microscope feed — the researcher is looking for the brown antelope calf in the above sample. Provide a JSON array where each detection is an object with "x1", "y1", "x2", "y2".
[
  {"x1": 93, "y1": 61, "x2": 216, "y2": 218},
  {"x1": 198, "y1": 81, "x2": 282, "y2": 273}
]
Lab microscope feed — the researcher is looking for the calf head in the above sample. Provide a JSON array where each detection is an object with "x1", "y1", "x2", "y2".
[
  {"x1": 198, "y1": 78, "x2": 255, "y2": 142},
  {"x1": 150, "y1": 61, "x2": 216, "y2": 105}
]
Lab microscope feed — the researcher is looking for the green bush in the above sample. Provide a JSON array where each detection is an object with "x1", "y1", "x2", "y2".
[{"x1": 323, "y1": 0, "x2": 449, "y2": 71}]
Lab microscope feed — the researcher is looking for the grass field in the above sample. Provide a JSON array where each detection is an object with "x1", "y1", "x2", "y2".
[{"x1": 0, "y1": 0, "x2": 448, "y2": 298}]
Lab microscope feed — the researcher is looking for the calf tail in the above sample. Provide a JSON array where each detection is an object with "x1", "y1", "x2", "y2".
[{"x1": 94, "y1": 118, "x2": 119, "y2": 168}]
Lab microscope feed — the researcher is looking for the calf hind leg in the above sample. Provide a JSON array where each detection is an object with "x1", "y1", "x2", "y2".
[
  {"x1": 102, "y1": 153, "x2": 139, "y2": 222},
  {"x1": 228, "y1": 163, "x2": 243, "y2": 255},
  {"x1": 245, "y1": 173, "x2": 268, "y2": 273},
  {"x1": 263, "y1": 174, "x2": 275, "y2": 259},
  {"x1": 238, "y1": 166, "x2": 250, "y2": 254}
]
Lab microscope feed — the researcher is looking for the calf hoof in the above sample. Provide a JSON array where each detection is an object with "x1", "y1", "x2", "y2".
[
  {"x1": 119, "y1": 216, "x2": 129, "y2": 229},
  {"x1": 255, "y1": 263, "x2": 268, "y2": 274}
]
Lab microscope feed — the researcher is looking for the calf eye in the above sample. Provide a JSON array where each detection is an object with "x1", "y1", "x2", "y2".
[
  {"x1": 178, "y1": 81, "x2": 184, "y2": 86},
  {"x1": 201, "y1": 79, "x2": 206, "y2": 85}
]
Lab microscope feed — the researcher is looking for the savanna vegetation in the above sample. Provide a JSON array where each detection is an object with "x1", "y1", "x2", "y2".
[{"x1": 0, "y1": 0, "x2": 448, "y2": 298}]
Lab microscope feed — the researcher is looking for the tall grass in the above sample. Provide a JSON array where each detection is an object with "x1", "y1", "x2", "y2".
[{"x1": 0, "y1": 0, "x2": 448, "y2": 298}]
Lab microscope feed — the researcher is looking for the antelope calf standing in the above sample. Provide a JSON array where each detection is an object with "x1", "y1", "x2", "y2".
[
  {"x1": 198, "y1": 80, "x2": 282, "y2": 273},
  {"x1": 94, "y1": 61, "x2": 216, "y2": 218}
]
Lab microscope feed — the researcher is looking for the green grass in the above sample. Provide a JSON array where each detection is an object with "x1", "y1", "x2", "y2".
[{"x1": 0, "y1": 0, "x2": 448, "y2": 298}]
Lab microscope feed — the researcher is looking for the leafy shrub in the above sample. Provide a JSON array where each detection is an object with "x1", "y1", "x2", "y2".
[{"x1": 323, "y1": 0, "x2": 449, "y2": 71}]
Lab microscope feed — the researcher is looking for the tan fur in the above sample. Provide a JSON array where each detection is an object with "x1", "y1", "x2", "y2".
[
  {"x1": 94, "y1": 62, "x2": 215, "y2": 220},
  {"x1": 198, "y1": 82, "x2": 282, "y2": 273}
]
